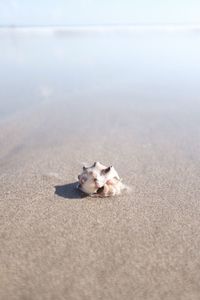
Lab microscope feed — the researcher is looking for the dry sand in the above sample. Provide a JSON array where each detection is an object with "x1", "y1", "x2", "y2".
[{"x1": 0, "y1": 90, "x2": 200, "y2": 300}]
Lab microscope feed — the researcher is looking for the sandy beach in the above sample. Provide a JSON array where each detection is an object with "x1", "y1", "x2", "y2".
[{"x1": 0, "y1": 29, "x2": 200, "y2": 299}]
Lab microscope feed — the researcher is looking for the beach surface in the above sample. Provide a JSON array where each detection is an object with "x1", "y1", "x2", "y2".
[{"x1": 0, "y1": 28, "x2": 200, "y2": 300}]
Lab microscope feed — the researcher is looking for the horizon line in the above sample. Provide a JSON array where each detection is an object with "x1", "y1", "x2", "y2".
[{"x1": 1, "y1": 23, "x2": 200, "y2": 28}]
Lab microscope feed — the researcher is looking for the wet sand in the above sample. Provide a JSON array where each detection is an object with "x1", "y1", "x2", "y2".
[
  {"x1": 1, "y1": 88, "x2": 200, "y2": 300},
  {"x1": 1, "y1": 29, "x2": 200, "y2": 299}
]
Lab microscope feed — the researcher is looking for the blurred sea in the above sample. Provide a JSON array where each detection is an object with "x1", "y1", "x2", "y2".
[{"x1": 0, "y1": 25, "x2": 200, "y2": 119}]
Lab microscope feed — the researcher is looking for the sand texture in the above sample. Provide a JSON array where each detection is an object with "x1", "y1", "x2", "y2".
[{"x1": 0, "y1": 89, "x2": 200, "y2": 300}]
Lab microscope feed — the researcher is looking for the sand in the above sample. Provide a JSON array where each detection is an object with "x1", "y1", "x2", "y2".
[{"x1": 0, "y1": 87, "x2": 200, "y2": 300}]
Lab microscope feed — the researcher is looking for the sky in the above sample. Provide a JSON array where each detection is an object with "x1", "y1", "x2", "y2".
[{"x1": 0, "y1": 0, "x2": 200, "y2": 26}]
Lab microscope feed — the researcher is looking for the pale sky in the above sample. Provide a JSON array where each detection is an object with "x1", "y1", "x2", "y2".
[{"x1": 0, "y1": 0, "x2": 200, "y2": 26}]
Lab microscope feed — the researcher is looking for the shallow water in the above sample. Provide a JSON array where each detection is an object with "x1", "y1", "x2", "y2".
[{"x1": 0, "y1": 27, "x2": 200, "y2": 119}]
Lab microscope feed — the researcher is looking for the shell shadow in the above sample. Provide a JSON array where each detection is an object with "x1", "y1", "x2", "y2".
[{"x1": 54, "y1": 182, "x2": 87, "y2": 199}]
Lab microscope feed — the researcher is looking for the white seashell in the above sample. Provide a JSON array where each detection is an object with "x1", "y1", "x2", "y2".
[{"x1": 77, "y1": 162, "x2": 127, "y2": 197}]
